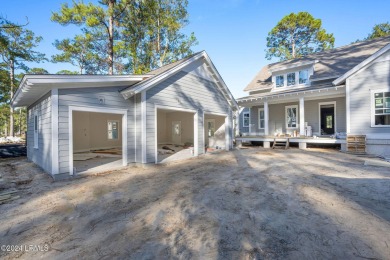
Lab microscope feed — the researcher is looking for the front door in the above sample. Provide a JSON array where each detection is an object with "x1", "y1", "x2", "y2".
[
  {"x1": 320, "y1": 106, "x2": 335, "y2": 135},
  {"x1": 172, "y1": 121, "x2": 181, "y2": 145}
]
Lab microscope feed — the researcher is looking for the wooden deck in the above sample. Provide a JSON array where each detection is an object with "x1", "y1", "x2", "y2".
[
  {"x1": 236, "y1": 136, "x2": 346, "y2": 150},
  {"x1": 236, "y1": 136, "x2": 346, "y2": 144}
]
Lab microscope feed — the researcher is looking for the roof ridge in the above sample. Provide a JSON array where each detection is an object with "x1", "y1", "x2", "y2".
[
  {"x1": 146, "y1": 51, "x2": 205, "y2": 75},
  {"x1": 268, "y1": 35, "x2": 390, "y2": 67}
]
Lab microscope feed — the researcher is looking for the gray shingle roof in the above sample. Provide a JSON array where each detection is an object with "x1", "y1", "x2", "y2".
[
  {"x1": 244, "y1": 35, "x2": 390, "y2": 92},
  {"x1": 121, "y1": 51, "x2": 203, "y2": 92}
]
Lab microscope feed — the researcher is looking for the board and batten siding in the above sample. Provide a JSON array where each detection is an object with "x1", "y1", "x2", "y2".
[
  {"x1": 349, "y1": 52, "x2": 390, "y2": 135},
  {"x1": 27, "y1": 91, "x2": 52, "y2": 173},
  {"x1": 145, "y1": 70, "x2": 232, "y2": 163},
  {"x1": 57, "y1": 87, "x2": 135, "y2": 174}
]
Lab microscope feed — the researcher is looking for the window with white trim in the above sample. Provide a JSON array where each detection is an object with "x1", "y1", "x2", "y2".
[
  {"x1": 299, "y1": 70, "x2": 309, "y2": 84},
  {"x1": 276, "y1": 75, "x2": 284, "y2": 87},
  {"x1": 242, "y1": 112, "x2": 250, "y2": 127},
  {"x1": 258, "y1": 108, "x2": 265, "y2": 129},
  {"x1": 286, "y1": 105, "x2": 298, "y2": 128},
  {"x1": 373, "y1": 91, "x2": 390, "y2": 126},
  {"x1": 34, "y1": 114, "x2": 39, "y2": 149},
  {"x1": 287, "y1": 72, "x2": 295, "y2": 86},
  {"x1": 108, "y1": 120, "x2": 119, "y2": 139}
]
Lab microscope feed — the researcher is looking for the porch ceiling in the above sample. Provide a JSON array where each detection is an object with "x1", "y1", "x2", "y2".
[{"x1": 237, "y1": 85, "x2": 346, "y2": 107}]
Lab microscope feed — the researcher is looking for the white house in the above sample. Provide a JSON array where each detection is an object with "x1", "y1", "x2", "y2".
[
  {"x1": 237, "y1": 36, "x2": 390, "y2": 156},
  {"x1": 11, "y1": 51, "x2": 238, "y2": 179}
]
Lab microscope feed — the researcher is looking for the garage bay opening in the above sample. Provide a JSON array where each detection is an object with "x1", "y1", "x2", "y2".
[
  {"x1": 156, "y1": 109, "x2": 195, "y2": 163},
  {"x1": 72, "y1": 111, "x2": 123, "y2": 174},
  {"x1": 204, "y1": 114, "x2": 227, "y2": 152}
]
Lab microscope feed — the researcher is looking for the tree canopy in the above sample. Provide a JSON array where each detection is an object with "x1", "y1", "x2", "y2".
[
  {"x1": 51, "y1": 0, "x2": 197, "y2": 75},
  {"x1": 265, "y1": 12, "x2": 335, "y2": 61},
  {"x1": 0, "y1": 22, "x2": 45, "y2": 136},
  {"x1": 366, "y1": 22, "x2": 390, "y2": 40},
  {"x1": 52, "y1": 34, "x2": 100, "y2": 74}
]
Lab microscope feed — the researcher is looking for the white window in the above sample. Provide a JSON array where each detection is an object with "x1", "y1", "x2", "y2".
[
  {"x1": 258, "y1": 108, "x2": 265, "y2": 129},
  {"x1": 108, "y1": 120, "x2": 119, "y2": 139},
  {"x1": 275, "y1": 75, "x2": 284, "y2": 87},
  {"x1": 299, "y1": 70, "x2": 309, "y2": 84},
  {"x1": 34, "y1": 114, "x2": 38, "y2": 149},
  {"x1": 286, "y1": 105, "x2": 298, "y2": 129},
  {"x1": 287, "y1": 72, "x2": 295, "y2": 86},
  {"x1": 373, "y1": 91, "x2": 390, "y2": 126},
  {"x1": 206, "y1": 119, "x2": 215, "y2": 137},
  {"x1": 242, "y1": 112, "x2": 250, "y2": 127}
]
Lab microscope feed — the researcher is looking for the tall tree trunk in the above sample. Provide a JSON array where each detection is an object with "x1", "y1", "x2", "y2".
[
  {"x1": 157, "y1": 0, "x2": 162, "y2": 67},
  {"x1": 9, "y1": 59, "x2": 15, "y2": 137},
  {"x1": 18, "y1": 109, "x2": 21, "y2": 135},
  {"x1": 108, "y1": 0, "x2": 115, "y2": 75}
]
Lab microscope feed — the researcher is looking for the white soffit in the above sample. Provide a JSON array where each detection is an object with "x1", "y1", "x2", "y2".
[{"x1": 12, "y1": 75, "x2": 147, "y2": 107}]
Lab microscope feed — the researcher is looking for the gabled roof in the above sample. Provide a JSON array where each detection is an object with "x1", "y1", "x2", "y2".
[
  {"x1": 120, "y1": 51, "x2": 239, "y2": 111},
  {"x1": 333, "y1": 42, "x2": 390, "y2": 85},
  {"x1": 12, "y1": 51, "x2": 238, "y2": 111},
  {"x1": 245, "y1": 35, "x2": 390, "y2": 92}
]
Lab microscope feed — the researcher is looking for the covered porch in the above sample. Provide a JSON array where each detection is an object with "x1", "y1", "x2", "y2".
[{"x1": 237, "y1": 85, "x2": 347, "y2": 139}]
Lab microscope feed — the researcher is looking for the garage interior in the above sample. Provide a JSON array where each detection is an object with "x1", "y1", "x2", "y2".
[
  {"x1": 156, "y1": 109, "x2": 195, "y2": 163},
  {"x1": 204, "y1": 114, "x2": 226, "y2": 151},
  {"x1": 72, "y1": 111, "x2": 123, "y2": 174}
]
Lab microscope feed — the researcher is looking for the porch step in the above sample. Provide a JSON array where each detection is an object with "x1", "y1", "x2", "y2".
[{"x1": 272, "y1": 138, "x2": 290, "y2": 150}]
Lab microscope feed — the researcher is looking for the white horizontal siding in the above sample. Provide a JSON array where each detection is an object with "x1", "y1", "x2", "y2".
[
  {"x1": 349, "y1": 56, "x2": 390, "y2": 135},
  {"x1": 57, "y1": 87, "x2": 136, "y2": 174},
  {"x1": 241, "y1": 97, "x2": 346, "y2": 136},
  {"x1": 27, "y1": 91, "x2": 52, "y2": 174},
  {"x1": 145, "y1": 71, "x2": 232, "y2": 163}
]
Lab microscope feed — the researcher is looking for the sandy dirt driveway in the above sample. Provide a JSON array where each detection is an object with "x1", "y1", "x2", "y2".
[{"x1": 0, "y1": 147, "x2": 390, "y2": 259}]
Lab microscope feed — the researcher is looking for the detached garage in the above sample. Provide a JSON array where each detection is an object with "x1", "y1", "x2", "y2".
[{"x1": 11, "y1": 51, "x2": 238, "y2": 179}]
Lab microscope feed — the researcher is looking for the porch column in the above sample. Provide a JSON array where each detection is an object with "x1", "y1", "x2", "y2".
[
  {"x1": 299, "y1": 97, "x2": 305, "y2": 136},
  {"x1": 264, "y1": 101, "x2": 269, "y2": 136}
]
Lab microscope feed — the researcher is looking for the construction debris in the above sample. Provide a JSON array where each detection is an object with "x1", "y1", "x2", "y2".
[
  {"x1": 0, "y1": 190, "x2": 19, "y2": 204},
  {"x1": 0, "y1": 136, "x2": 24, "y2": 144},
  {"x1": 364, "y1": 159, "x2": 390, "y2": 168},
  {"x1": 162, "y1": 146, "x2": 175, "y2": 152}
]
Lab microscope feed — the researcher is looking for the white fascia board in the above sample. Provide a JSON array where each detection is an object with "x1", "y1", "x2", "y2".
[
  {"x1": 202, "y1": 52, "x2": 239, "y2": 111},
  {"x1": 25, "y1": 75, "x2": 146, "y2": 84},
  {"x1": 269, "y1": 60, "x2": 318, "y2": 73},
  {"x1": 236, "y1": 85, "x2": 345, "y2": 104},
  {"x1": 333, "y1": 43, "x2": 390, "y2": 85},
  {"x1": 11, "y1": 74, "x2": 147, "y2": 108}
]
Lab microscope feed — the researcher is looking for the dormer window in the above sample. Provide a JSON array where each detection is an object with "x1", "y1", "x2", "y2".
[
  {"x1": 272, "y1": 66, "x2": 312, "y2": 90},
  {"x1": 276, "y1": 75, "x2": 284, "y2": 87},
  {"x1": 299, "y1": 70, "x2": 309, "y2": 84},
  {"x1": 287, "y1": 73, "x2": 295, "y2": 86}
]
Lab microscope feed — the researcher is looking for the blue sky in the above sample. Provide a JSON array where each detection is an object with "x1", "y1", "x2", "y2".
[{"x1": 2, "y1": 0, "x2": 390, "y2": 98}]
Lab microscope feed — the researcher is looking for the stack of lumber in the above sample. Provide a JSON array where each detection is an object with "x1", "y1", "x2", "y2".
[
  {"x1": 0, "y1": 190, "x2": 19, "y2": 204},
  {"x1": 347, "y1": 135, "x2": 366, "y2": 154}
]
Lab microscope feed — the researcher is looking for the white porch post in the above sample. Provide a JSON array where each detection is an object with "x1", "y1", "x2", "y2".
[
  {"x1": 248, "y1": 107, "x2": 252, "y2": 134},
  {"x1": 299, "y1": 97, "x2": 305, "y2": 136},
  {"x1": 264, "y1": 101, "x2": 269, "y2": 136}
]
